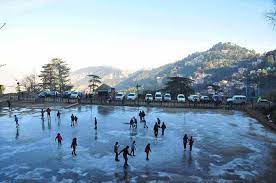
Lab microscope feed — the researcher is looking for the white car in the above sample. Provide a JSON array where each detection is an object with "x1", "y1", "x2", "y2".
[
  {"x1": 188, "y1": 95, "x2": 200, "y2": 102},
  {"x1": 145, "y1": 94, "x2": 153, "y2": 101},
  {"x1": 70, "y1": 92, "x2": 79, "y2": 99},
  {"x1": 127, "y1": 93, "x2": 137, "y2": 100},
  {"x1": 200, "y1": 96, "x2": 210, "y2": 103},
  {"x1": 163, "y1": 93, "x2": 172, "y2": 101},
  {"x1": 177, "y1": 94, "x2": 186, "y2": 102},
  {"x1": 115, "y1": 92, "x2": 125, "y2": 101},
  {"x1": 227, "y1": 95, "x2": 247, "y2": 104},
  {"x1": 155, "y1": 92, "x2": 163, "y2": 102},
  {"x1": 257, "y1": 98, "x2": 272, "y2": 105}
]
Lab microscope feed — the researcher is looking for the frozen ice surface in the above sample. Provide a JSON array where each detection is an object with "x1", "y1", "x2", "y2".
[{"x1": 0, "y1": 105, "x2": 275, "y2": 182}]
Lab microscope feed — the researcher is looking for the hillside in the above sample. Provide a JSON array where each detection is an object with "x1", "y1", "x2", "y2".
[
  {"x1": 71, "y1": 66, "x2": 129, "y2": 90},
  {"x1": 115, "y1": 42, "x2": 258, "y2": 90}
]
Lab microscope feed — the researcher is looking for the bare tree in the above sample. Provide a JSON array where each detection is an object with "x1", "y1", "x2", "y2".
[
  {"x1": 267, "y1": 0, "x2": 276, "y2": 27},
  {"x1": 21, "y1": 74, "x2": 40, "y2": 93}
]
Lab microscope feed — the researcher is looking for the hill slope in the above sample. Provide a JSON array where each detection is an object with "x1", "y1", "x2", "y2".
[{"x1": 115, "y1": 42, "x2": 258, "y2": 90}]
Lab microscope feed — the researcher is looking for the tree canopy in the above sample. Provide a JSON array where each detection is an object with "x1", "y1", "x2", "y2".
[
  {"x1": 267, "y1": 0, "x2": 276, "y2": 27},
  {"x1": 87, "y1": 74, "x2": 101, "y2": 94},
  {"x1": 39, "y1": 58, "x2": 72, "y2": 92},
  {"x1": 163, "y1": 77, "x2": 194, "y2": 98}
]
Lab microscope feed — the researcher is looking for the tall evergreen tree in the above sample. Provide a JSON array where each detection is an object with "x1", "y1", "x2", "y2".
[
  {"x1": 39, "y1": 58, "x2": 71, "y2": 92},
  {"x1": 87, "y1": 74, "x2": 101, "y2": 94},
  {"x1": 163, "y1": 77, "x2": 194, "y2": 98}
]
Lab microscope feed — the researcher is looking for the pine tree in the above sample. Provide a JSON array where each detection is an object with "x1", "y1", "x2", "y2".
[
  {"x1": 87, "y1": 74, "x2": 101, "y2": 94},
  {"x1": 163, "y1": 77, "x2": 194, "y2": 98},
  {"x1": 39, "y1": 58, "x2": 71, "y2": 92}
]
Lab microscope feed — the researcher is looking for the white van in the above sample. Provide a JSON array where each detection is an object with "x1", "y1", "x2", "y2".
[
  {"x1": 115, "y1": 92, "x2": 125, "y2": 101},
  {"x1": 177, "y1": 94, "x2": 186, "y2": 102},
  {"x1": 227, "y1": 95, "x2": 247, "y2": 104},
  {"x1": 163, "y1": 93, "x2": 172, "y2": 101},
  {"x1": 127, "y1": 93, "x2": 137, "y2": 100},
  {"x1": 155, "y1": 92, "x2": 163, "y2": 102},
  {"x1": 145, "y1": 94, "x2": 153, "y2": 101}
]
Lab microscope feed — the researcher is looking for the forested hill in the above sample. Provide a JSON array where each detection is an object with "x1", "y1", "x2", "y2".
[{"x1": 115, "y1": 42, "x2": 258, "y2": 90}]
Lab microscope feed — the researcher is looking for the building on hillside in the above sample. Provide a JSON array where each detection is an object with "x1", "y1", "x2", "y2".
[{"x1": 95, "y1": 84, "x2": 115, "y2": 98}]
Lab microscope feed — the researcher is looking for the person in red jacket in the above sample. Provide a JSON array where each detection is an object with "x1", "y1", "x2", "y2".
[
  {"x1": 55, "y1": 133, "x2": 63, "y2": 146},
  {"x1": 145, "y1": 143, "x2": 151, "y2": 160}
]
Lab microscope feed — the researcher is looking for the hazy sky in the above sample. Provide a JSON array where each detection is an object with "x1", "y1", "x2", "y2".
[{"x1": 0, "y1": 0, "x2": 275, "y2": 89}]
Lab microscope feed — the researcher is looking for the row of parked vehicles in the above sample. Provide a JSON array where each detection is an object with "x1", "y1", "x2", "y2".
[
  {"x1": 115, "y1": 92, "x2": 273, "y2": 105},
  {"x1": 38, "y1": 91, "x2": 83, "y2": 99},
  {"x1": 38, "y1": 90, "x2": 273, "y2": 106},
  {"x1": 115, "y1": 92, "x2": 224, "y2": 103}
]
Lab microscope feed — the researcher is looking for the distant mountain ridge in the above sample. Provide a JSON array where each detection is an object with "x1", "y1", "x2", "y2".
[
  {"x1": 115, "y1": 42, "x2": 258, "y2": 90},
  {"x1": 71, "y1": 42, "x2": 273, "y2": 92},
  {"x1": 71, "y1": 66, "x2": 129, "y2": 90}
]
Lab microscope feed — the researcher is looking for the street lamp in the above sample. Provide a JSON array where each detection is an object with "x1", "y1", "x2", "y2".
[{"x1": 136, "y1": 83, "x2": 141, "y2": 106}]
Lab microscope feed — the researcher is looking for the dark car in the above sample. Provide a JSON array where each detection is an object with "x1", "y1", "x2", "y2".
[{"x1": 38, "y1": 91, "x2": 49, "y2": 98}]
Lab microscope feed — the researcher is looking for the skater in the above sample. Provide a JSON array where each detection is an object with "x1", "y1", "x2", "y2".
[
  {"x1": 133, "y1": 117, "x2": 137, "y2": 129},
  {"x1": 41, "y1": 109, "x2": 45, "y2": 118},
  {"x1": 153, "y1": 122, "x2": 159, "y2": 137},
  {"x1": 74, "y1": 115, "x2": 78, "y2": 125},
  {"x1": 145, "y1": 143, "x2": 151, "y2": 160},
  {"x1": 57, "y1": 110, "x2": 61, "y2": 119},
  {"x1": 130, "y1": 140, "x2": 136, "y2": 156},
  {"x1": 119, "y1": 146, "x2": 132, "y2": 168},
  {"x1": 139, "y1": 111, "x2": 142, "y2": 121},
  {"x1": 14, "y1": 115, "x2": 19, "y2": 127},
  {"x1": 55, "y1": 133, "x2": 63, "y2": 146},
  {"x1": 71, "y1": 114, "x2": 75, "y2": 126},
  {"x1": 94, "y1": 117, "x2": 97, "y2": 130},
  {"x1": 129, "y1": 118, "x2": 134, "y2": 129},
  {"x1": 71, "y1": 137, "x2": 77, "y2": 156},
  {"x1": 161, "y1": 122, "x2": 166, "y2": 135},
  {"x1": 114, "y1": 142, "x2": 120, "y2": 161},
  {"x1": 183, "y1": 134, "x2": 188, "y2": 150},
  {"x1": 7, "y1": 100, "x2": 11, "y2": 110},
  {"x1": 189, "y1": 136, "x2": 194, "y2": 151},
  {"x1": 46, "y1": 108, "x2": 51, "y2": 118},
  {"x1": 142, "y1": 111, "x2": 145, "y2": 121}
]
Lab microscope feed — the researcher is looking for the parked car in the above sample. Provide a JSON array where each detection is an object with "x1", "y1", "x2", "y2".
[
  {"x1": 62, "y1": 91, "x2": 71, "y2": 98},
  {"x1": 257, "y1": 98, "x2": 273, "y2": 105},
  {"x1": 177, "y1": 94, "x2": 186, "y2": 102},
  {"x1": 115, "y1": 92, "x2": 125, "y2": 101},
  {"x1": 227, "y1": 95, "x2": 247, "y2": 104},
  {"x1": 257, "y1": 98, "x2": 273, "y2": 109},
  {"x1": 38, "y1": 91, "x2": 49, "y2": 98},
  {"x1": 127, "y1": 93, "x2": 137, "y2": 100},
  {"x1": 188, "y1": 95, "x2": 200, "y2": 102},
  {"x1": 212, "y1": 94, "x2": 223, "y2": 104},
  {"x1": 49, "y1": 91, "x2": 60, "y2": 97},
  {"x1": 155, "y1": 92, "x2": 163, "y2": 102},
  {"x1": 163, "y1": 93, "x2": 172, "y2": 102},
  {"x1": 145, "y1": 93, "x2": 153, "y2": 102},
  {"x1": 200, "y1": 95, "x2": 210, "y2": 103},
  {"x1": 70, "y1": 91, "x2": 80, "y2": 99}
]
